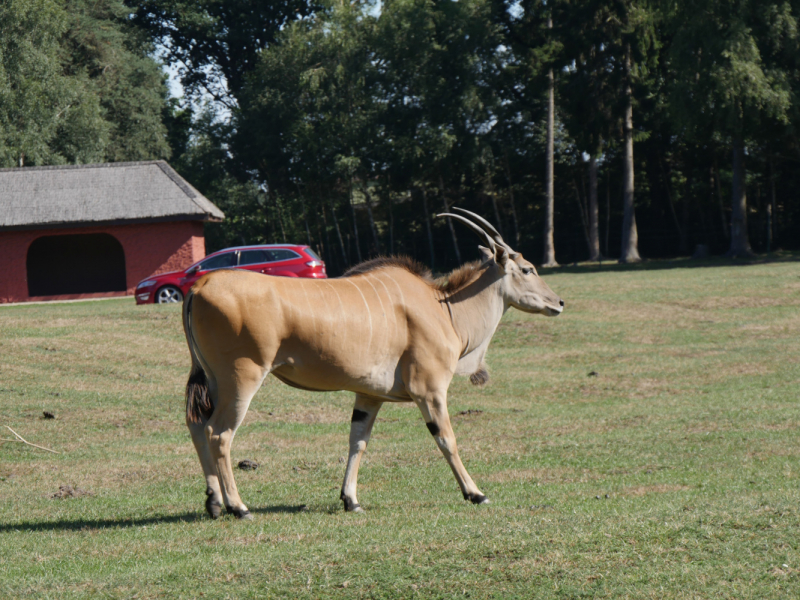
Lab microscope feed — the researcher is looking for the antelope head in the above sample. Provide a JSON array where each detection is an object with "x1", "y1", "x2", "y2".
[{"x1": 438, "y1": 208, "x2": 564, "y2": 317}]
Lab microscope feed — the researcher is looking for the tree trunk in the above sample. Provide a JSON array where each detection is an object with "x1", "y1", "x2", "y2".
[
  {"x1": 619, "y1": 45, "x2": 641, "y2": 263},
  {"x1": 542, "y1": 16, "x2": 558, "y2": 267},
  {"x1": 502, "y1": 151, "x2": 520, "y2": 247},
  {"x1": 727, "y1": 137, "x2": 753, "y2": 257},
  {"x1": 361, "y1": 184, "x2": 382, "y2": 255},
  {"x1": 660, "y1": 154, "x2": 684, "y2": 251},
  {"x1": 681, "y1": 169, "x2": 692, "y2": 255},
  {"x1": 438, "y1": 174, "x2": 461, "y2": 264},
  {"x1": 387, "y1": 187, "x2": 394, "y2": 255},
  {"x1": 419, "y1": 188, "x2": 436, "y2": 269},
  {"x1": 328, "y1": 197, "x2": 348, "y2": 267},
  {"x1": 769, "y1": 157, "x2": 777, "y2": 247},
  {"x1": 315, "y1": 205, "x2": 330, "y2": 269},
  {"x1": 572, "y1": 179, "x2": 591, "y2": 255},
  {"x1": 766, "y1": 202, "x2": 773, "y2": 253},
  {"x1": 297, "y1": 191, "x2": 313, "y2": 247},
  {"x1": 587, "y1": 154, "x2": 601, "y2": 261},
  {"x1": 486, "y1": 163, "x2": 504, "y2": 238},
  {"x1": 271, "y1": 194, "x2": 287, "y2": 242},
  {"x1": 604, "y1": 172, "x2": 610, "y2": 258},
  {"x1": 348, "y1": 180, "x2": 362, "y2": 263},
  {"x1": 713, "y1": 159, "x2": 729, "y2": 239}
]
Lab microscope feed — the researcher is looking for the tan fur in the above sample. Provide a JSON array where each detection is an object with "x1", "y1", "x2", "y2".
[{"x1": 182, "y1": 215, "x2": 563, "y2": 518}]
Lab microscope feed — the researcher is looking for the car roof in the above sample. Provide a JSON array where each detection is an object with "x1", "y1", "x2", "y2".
[{"x1": 207, "y1": 244, "x2": 308, "y2": 256}]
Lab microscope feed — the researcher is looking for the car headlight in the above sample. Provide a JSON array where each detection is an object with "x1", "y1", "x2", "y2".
[{"x1": 137, "y1": 279, "x2": 158, "y2": 289}]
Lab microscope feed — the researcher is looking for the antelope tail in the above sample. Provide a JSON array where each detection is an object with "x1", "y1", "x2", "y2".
[{"x1": 183, "y1": 291, "x2": 214, "y2": 424}]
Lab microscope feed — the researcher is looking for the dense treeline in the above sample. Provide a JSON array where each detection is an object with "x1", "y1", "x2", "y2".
[
  {"x1": 0, "y1": 0, "x2": 171, "y2": 166},
  {"x1": 4, "y1": 1, "x2": 800, "y2": 273}
]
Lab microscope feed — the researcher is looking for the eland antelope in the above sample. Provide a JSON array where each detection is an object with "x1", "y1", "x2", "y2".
[{"x1": 183, "y1": 209, "x2": 563, "y2": 519}]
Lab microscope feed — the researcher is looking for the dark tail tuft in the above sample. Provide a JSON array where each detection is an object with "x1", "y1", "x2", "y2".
[
  {"x1": 469, "y1": 368, "x2": 489, "y2": 387},
  {"x1": 186, "y1": 365, "x2": 213, "y2": 424}
]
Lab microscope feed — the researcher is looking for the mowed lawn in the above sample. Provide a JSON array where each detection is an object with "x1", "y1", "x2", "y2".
[{"x1": 1, "y1": 255, "x2": 799, "y2": 599}]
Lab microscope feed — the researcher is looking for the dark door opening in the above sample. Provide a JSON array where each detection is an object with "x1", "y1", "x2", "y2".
[{"x1": 27, "y1": 233, "x2": 127, "y2": 297}]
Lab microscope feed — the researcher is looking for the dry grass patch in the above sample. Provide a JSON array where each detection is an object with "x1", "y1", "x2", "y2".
[
  {"x1": 483, "y1": 466, "x2": 599, "y2": 485},
  {"x1": 621, "y1": 484, "x2": 691, "y2": 497},
  {"x1": 675, "y1": 296, "x2": 798, "y2": 311}
]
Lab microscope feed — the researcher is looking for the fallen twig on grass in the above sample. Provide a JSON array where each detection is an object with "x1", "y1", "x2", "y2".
[{"x1": 4, "y1": 426, "x2": 60, "y2": 454}]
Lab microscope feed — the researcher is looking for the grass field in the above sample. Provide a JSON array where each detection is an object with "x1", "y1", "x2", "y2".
[{"x1": 1, "y1": 254, "x2": 799, "y2": 599}]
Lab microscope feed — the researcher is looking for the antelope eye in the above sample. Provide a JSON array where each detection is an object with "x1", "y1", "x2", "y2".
[{"x1": 522, "y1": 267, "x2": 533, "y2": 275}]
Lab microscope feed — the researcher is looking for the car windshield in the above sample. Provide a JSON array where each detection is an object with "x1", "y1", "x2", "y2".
[{"x1": 199, "y1": 252, "x2": 236, "y2": 271}]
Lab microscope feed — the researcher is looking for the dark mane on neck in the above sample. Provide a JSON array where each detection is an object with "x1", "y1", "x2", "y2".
[
  {"x1": 435, "y1": 260, "x2": 488, "y2": 294},
  {"x1": 342, "y1": 256, "x2": 433, "y2": 282},
  {"x1": 342, "y1": 255, "x2": 490, "y2": 295}
]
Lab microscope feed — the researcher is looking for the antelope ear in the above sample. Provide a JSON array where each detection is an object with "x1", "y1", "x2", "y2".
[
  {"x1": 478, "y1": 245, "x2": 493, "y2": 261},
  {"x1": 495, "y1": 245, "x2": 510, "y2": 269}
]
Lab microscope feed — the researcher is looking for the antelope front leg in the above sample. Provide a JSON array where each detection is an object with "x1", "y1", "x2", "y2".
[
  {"x1": 341, "y1": 394, "x2": 383, "y2": 512},
  {"x1": 414, "y1": 393, "x2": 488, "y2": 505}
]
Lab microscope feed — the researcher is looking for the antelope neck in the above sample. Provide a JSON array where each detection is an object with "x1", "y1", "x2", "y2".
[{"x1": 440, "y1": 271, "x2": 506, "y2": 359}]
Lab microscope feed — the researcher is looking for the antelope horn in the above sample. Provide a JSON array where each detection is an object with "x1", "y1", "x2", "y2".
[
  {"x1": 437, "y1": 213, "x2": 497, "y2": 254},
  {"x1": 451, "y1": 207, "x2": 514, "y2": 253}
]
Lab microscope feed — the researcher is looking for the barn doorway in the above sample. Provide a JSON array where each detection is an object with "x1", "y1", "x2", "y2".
[{"x1": 27, "y1": 233, "x2": 127, "y2": 297}]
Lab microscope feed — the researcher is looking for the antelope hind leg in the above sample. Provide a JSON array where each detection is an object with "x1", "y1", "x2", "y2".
[
  {"x1": 187, "y1": 416, "x2": 224, "y2": 519},
  {"x1": 413, "y1": 392, "x2": 488, "y2": 505},
  {"x1": 204, "y1": 360, "x2": 265, "y2": 520},
  {"x1": 341, "y1": 394, "x2": 383, "y2": 512}
]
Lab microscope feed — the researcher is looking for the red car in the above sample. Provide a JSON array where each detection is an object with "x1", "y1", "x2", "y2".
[{"x1": 135, "y1": 244, "x2": 327, "y2": 304}]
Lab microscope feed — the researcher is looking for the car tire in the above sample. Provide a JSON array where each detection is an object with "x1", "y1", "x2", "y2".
[{"x1": 155, "y1": 286, "x2": 184, "y2": 304}]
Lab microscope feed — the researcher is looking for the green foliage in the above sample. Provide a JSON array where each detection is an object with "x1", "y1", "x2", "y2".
[
  {"x1": 0, "y1": 0, "x2": 106, "y2": 166},
  {"x1": 129, "y1": 0, "x2": 319, "y2": 100},
  {"x1": 0, "y1": 0, "x2": 171, "y2": 167},
  {"x1": 668, "y1": 0, "x2": 797, "y2": 139}
]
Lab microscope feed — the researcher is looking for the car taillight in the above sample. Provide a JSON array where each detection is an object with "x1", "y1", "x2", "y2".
[{"x1": 305, "y1": 261, "x2": 323, "y2": 268}]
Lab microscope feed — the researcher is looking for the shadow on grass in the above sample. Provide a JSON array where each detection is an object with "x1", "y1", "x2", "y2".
[
  {"x1": 538, "y1": 250, "x2": 800, "y2": 275},
  {"x1": 0, "y1": 505, "x2": 311, "y2": 532}
]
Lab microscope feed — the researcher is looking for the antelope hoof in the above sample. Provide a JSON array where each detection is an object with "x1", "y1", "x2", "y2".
[
  {"x1": 205, "y1": 495, "x2": 223, "y2": 519},
  {"x1": 342, "y1": 497, "x2": 364, "y2": 513},
  {"x1": 226, "y1": 505, "x2": 253, "y2": 520},
  {"x1": 465, "y1": 493, "x2": 489, "y2": 505}
]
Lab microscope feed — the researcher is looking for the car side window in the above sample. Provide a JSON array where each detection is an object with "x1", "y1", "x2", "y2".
[
  {"x1": 304, "y1": 248, "x2": 322, "y2": 261},
  {"x1": 200, "y1": 252, "x2": 236, "y2": 271},
  {"x1": 239, "y1": 250, "x2": 271, "y2": 266},
  {"x1": 267, "y1": 249, "x2": 301, "y2": 262}
]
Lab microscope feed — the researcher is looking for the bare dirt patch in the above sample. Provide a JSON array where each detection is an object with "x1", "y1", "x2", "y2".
[{"x1": 51, "y1": 485, "x2": 92, "y2": 499}]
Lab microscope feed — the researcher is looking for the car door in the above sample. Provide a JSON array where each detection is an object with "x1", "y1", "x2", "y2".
[
  {"x1": 262, "y1": 248, "x2": 304, "y2": 276},
  {"x1": 181, "y1": 250, "x2": 237, "y2": 290},
  {"x1": 237, "y1": 249, "x2": 273, "y2": 274}
]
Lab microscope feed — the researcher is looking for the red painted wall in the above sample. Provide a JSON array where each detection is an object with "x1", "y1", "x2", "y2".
[{"x1": 0, "y1": 220, "x2": 205, "y2": 303}]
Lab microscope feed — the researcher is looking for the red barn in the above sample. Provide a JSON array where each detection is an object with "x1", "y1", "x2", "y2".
[{"x1": 0, "y1": 161, "x2": 224, "y2": 303}]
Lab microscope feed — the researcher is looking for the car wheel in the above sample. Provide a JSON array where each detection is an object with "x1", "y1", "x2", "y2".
[{"x1": 155, "y1": 286, "x2": 184, "y2": 304}]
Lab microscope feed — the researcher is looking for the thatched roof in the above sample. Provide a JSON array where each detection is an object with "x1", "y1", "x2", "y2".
[{"x1": 0, "y1": 161, "x2": 224, "y2": 231}]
